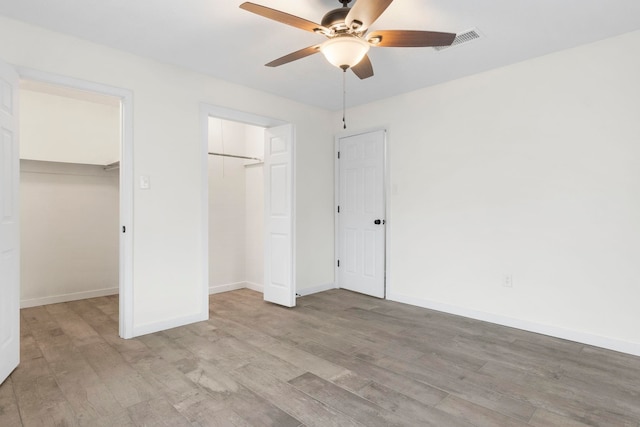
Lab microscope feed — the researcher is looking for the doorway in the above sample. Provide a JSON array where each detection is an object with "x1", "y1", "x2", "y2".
[
  {"x1": 19, "y1": 80, "x2": 121, "y2": 308},
  {"x1": 18, "y1": 68, "x2": 134, "y2": 339},
  {"x1": 335, "y1": 129, "x2": 387, "y2": 298},
  {"x1": 201, "y1": 104, "x2": 296, "y2": 308},
  {"x1": 207, "y1": 118, "x2": 265, "y2": 294}
]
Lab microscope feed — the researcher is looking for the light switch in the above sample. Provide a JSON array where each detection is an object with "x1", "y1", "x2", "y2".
[{"x1": 139, "y1": 175, "x2": 150, "y2": 189}]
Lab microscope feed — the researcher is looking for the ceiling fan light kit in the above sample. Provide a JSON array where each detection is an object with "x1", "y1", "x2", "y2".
[{"x1": 320, "y1": 36, "x2": 370, "y2": 70}]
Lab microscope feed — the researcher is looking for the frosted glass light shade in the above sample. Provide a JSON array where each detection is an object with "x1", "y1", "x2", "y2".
[{"x1": 320, "y1": 36, "x2": 370, "y2": 69}]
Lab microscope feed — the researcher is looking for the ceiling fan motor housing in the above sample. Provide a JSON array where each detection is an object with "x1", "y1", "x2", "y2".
[{"x1": 321, "y1": 8, "x2": 350, "y2": 32}]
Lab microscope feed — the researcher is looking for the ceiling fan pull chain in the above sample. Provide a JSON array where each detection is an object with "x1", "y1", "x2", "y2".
[{"x1": 343, "y1": 68, "x2": 347, "y2": 129}]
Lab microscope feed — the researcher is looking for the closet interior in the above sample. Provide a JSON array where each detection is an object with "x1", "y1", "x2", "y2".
[
  {"x1": 19, "y1": 80, "x2": 121, "y2": 307},
  {"x1": 207, "y1": 118, "x2": 265, "y2": 294}
]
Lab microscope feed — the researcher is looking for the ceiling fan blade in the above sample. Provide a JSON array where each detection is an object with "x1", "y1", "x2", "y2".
[
  {"x1": 345, "y1": 0, "x2": 394, "y2": 31},
  {"x1": 351, "y1": 55, "x2": 374, "y2": 79},
  {"x1": 240, "y1": 2, "x2": 329, "y2": 34},
  {"x1": 367, "y1": 30, "x2": 456, "y2": 47},
  {"x1": 265, "y1": 45, "x2": 322, "y2": 67}
]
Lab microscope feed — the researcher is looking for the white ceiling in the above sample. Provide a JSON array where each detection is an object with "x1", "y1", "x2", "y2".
[{"x1": 1, "y1": 0, "x2": 640, "y2": 111}]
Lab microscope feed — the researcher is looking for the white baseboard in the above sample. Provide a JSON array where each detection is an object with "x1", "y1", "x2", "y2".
[
  {"x1": 209, "y1": 282, "x2": 248, "y2": 295},
  {"x1": 297, "y1": 282, "x2": 337, "y2": 297},
  {"x1": 208, "y1": 281, "x2": 331, "y2": 297},
  {"x1": 244, "y1": 282, "x2": 263, "y2": 293},
  {"x1": 387, "y1": 292, "x2": 640, "y2": 357},
  {"x1": 20, "y1": 287, "x2": 119, "y2": 309}
]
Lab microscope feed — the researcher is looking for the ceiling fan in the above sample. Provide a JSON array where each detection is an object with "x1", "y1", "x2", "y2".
[{"x1": 239, "y1": 0, "x2": 457, "y2": 79}]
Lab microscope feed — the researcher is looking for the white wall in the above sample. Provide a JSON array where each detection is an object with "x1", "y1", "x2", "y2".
[
  {"x1": 20, "y1": 88, "x2": 120, "y2": 165},
  {"x1": 341, "y1": 30, "x2": 640, "y2": 355},
  {"x1": 0, "y1": 15, "x2": 335, "y2": 335},
  {"x1": 20, "y1": 160, "x2": 119, "y2": 307}
]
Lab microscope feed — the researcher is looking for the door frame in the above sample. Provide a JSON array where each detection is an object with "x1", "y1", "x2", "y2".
[
  {"x1": 17, "y1": 67, "x2": 135, "y2": 338},
  {"x1": 199, "y1": 104, "x2": 294, "y2": 307},
  {"x1": 334, "y1": 127, "x2": 390, "y2": 298}
]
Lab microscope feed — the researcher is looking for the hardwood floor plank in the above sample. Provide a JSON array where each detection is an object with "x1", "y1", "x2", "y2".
[
  {"x1": 136, "y1": 332, "x2": 195, "y2": 364},
  {"x1": 512, "y1": 339, "x2": 640, "y2": 388},
  {"x1": 435, "y1": 395, "x2": 531, "y2": 427},
  {"x1": 290, "y1": 305, "x2": 427, "y2": 361},
  {"x1": 22, "y1": 307, "x2": 125, "y2": 423},
  {"x1": 231, "y1": 364, "x2": 364, "y2": 427},
  {"x1": 173, "y1": 330, "x2": 256, "y2": 371},
  {"x1": 289, "y1": 371, "x2": 432, "y2": 427},
  {"x1": 174, "y1": 328, "x2": 306, "y2": 381},
  {"x1": 475, "y1": 360, "x2": 640, "y2": 425},
  {"x1": 44, "y1": 304, "x2": 103, "y2": 348},
  {"x1": 12, "y1": 368, "x2": 79, "y2": 427},
  {"x1": 127, "y1": 397, "x2": 192, "y2": 426},
  {"x1": 64, "y1": 299, "x2": 118, "y2": 335},
  {"x1": 187, "y1": 407, "x2": 253, "y2": 427},
  {"x1": 366, "y1": 353, "x2": 537, "y2": 421},
  {"x1": 79, "y1": 341, "x2": 160, "y2": 408},
  {"x1": 20, "y1": 306, "x2": 65, "y2": 345},
  {"x1": 131, "y1": 333, "x2": 303, "y2": 426},
  {"x1": 223, "y1": 388, "x2": 303, "y2": 427},
  {"x1": 0, "y1": 378, "x2": 23, "y2": 426},
  {"x1": 47, "y1": 355, "x2": 122, "y2": 422},
  {"x1": 529, "y1": 408, "x2": 596, "y2": 427},
  {"x1": 207, "y1": 316, "x2": 283, "y2": 349},
  {"x1": 294, "y1": 340, "x2": 448, "y2": 407},
  {"x1": 260, "y1": 341, "x2": 351, "y2": 381},
  {"x1": 20, "y1": 333, "x2": 44, "y2": 362},
  {"x1": 172, "y1": 360, "x2": 302, "y2": 427},
  {"x1": 136, "y1": 357, "x2": 214, "y2": 408},
  {"x1": 77, "y1": 410, "x2": 135, "y2": 427},
  {"x1": 179, "y1": 358, "x2": 244, "y2": 396},
  {"x1": 357, "y1": 380, "x2": 474, "y2": 427}
]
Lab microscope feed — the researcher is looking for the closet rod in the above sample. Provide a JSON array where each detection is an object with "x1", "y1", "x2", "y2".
[{"x1": 208, "y1": 152, "x2": 262, "y2": 162}]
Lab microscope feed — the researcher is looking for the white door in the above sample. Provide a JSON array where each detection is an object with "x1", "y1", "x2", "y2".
[
  {"x1": 263, "y1": 124, "x2": 295, "y2": 307},
  {"x1": 337, "y1": 130, "x2": 385, "y2": 298},
  {"x1": 0, "y1": 59, "x2": 20, "y2": 384}
]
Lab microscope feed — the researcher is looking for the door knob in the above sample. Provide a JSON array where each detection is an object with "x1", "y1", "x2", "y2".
[{"x1": 374, "y1": 219, "x2": 381, "y2": 225}]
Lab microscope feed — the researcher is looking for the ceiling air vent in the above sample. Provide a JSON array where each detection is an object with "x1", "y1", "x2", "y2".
[{"x1": 433, "y1": 28, "x2": 481, "y2": 51}]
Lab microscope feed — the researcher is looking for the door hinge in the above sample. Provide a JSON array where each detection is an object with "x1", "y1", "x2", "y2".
[
  {"x1": 337, "y1": 151, "x2": 340, "y2": 159},
  {"x1": 337, "y1": 260, "x2": 340, "y2": 267},
  {"x1": 337, "y1": 205, "x2": 340, "y2": 213},
  {"x1": 122, "y1": 226, "x2": 126, "y2": 233}
]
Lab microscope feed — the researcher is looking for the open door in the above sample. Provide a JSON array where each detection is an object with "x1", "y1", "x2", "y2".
[
  {"x1": 263, "y1": 124, "x2": 295, "y2": 307},
  {"x1": 0, "y1": 58, "x2": 20, "y2": 384}
]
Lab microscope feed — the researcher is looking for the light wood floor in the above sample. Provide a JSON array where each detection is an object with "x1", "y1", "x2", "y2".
[{"x1": 1, "y1": 289, "x2": 639, "y2": 426}]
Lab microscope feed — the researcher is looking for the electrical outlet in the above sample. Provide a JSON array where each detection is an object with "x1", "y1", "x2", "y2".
[{"x1": 503, "y1": 274, "x2": 513, "y2": 288}]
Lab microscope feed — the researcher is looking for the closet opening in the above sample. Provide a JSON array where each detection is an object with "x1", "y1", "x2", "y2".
[
  {"x1": 207, "y1": 118, "x2": 265, "y2": 295},
  {"x1": 19, "y1": 80, "x2": 122, "y2": 309},
  {"x1": 201, "y1": 104, "x2": 295, "y2": 307}
]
